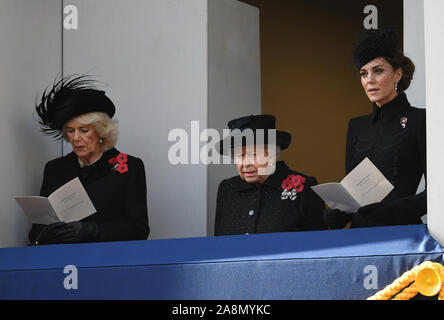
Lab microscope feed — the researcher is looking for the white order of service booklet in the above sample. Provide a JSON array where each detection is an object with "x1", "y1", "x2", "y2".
[
  {"x1": 15, "y1": 177, "x2": 96, "y2": 225},
  {"x1": 311, "y1": 157, "x2": 394, "y2": 212}
]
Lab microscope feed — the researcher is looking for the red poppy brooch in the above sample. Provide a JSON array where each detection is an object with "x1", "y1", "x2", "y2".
[
  {"x1": 109, "y1": 153, "x2": 128, "y2": 174},
  {"x1": 281, "y1": 174, "x2": 306, "y2": 200}
]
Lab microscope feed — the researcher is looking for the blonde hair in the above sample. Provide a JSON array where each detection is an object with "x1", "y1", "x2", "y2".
[{"x1": 64, "y1": 112, "x2": 118, "y2": 152}]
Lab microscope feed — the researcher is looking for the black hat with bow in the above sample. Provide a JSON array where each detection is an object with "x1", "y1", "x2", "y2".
[
  {"x1": 218, "y1": 114, "x2": 292, "y2": 155},
  {"x1": 353, "y1": 27, "x2": 400, "y2": 70},
  {"x1": 35, "y1": 75, "x2": 115, "y2": 140}
]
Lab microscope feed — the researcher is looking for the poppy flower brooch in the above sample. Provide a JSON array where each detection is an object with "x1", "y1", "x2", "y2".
[
  {"x1": 281, "y1": 174, "x2": 305, "y2": 200},
  {"x1": 109, "y1": 153, "x2": 128, "y2": 174}
]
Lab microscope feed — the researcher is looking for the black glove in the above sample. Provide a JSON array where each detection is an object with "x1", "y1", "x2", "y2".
[
  {"x1": 54, "y1": 221, "x2": 100, "y2": 243},
  {"x1": 323, "y1": 208, "x2": 353, "y2": 229},
  {"x1": 32, "y1": 222, "x2": 67, "y2": 245},
  {"x1": 353, "y1": 202, "x2": 394, "y2": 227}
]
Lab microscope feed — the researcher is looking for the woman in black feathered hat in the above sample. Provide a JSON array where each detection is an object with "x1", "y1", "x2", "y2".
[
  {"x1": 214, "y1": 114, "x2": 327, "y2": 236},
  {"x1": 29, "y1": 75, "x2": 149, "y2": 244},
  {"x1": 323, "y1": 28, "x2": 427, "y2": 229}
]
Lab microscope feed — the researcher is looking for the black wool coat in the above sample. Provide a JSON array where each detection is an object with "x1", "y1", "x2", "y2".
[
  {"x1": 214, "y1": 161, "x2": 327, "y2": 236},
  {"x1": 346, "y1": 92, "x2": 426, "y2": 225},
  {"x1": 29, "y1": 147, "x2": 150, "y2": 243}
]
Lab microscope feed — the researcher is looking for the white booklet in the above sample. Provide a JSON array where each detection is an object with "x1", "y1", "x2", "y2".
[
  {"x1": 311, "y1": 157, "x2": 394, "y2": 212},
  {"x1": 15, "y1": 177, "x2": 97, "y2": 225}
]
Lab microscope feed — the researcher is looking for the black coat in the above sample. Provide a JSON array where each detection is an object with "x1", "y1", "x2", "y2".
[
  {"x1": 29, "y1": 147, "x2": 149, "y2": 243},
  {"x1": 346, "y1": 92, "x2": 426, "y2": 225},
  {"x1": 214, "y1": 161, "x2": 326, "y2": 236}
]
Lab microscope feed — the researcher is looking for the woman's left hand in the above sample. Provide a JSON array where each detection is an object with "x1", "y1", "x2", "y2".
[
  {"x1": 354, "y1": 202, "x2": 394, "y2": 227},
  {"x1": 54, "y1": 221, "x2": 99, "y2": 243}
]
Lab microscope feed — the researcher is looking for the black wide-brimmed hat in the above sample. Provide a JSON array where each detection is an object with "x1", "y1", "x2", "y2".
[
  {"x1": 35, "y1": 75, "x2": 115, "y2": 139},
  {"x1": 218, "y1": 114, "x2": 292, "y2": 155},
  {"x1": 353, "y1": 27, "x2": 400, "y2": 70}
]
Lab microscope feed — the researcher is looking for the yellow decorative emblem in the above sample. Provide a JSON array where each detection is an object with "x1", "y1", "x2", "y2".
[{"x1": 367, "y1": 261, "x2": 444, "y2": 300}]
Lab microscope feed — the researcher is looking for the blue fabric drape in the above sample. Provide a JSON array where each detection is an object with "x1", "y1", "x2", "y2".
[{"x1": 0, "y1": 225, "x2": 442, "y2": 299}]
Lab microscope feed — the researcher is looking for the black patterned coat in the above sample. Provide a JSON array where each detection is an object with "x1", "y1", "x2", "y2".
[{"x1": 214, "y1": 161, "x2": 326, "y2": 236}]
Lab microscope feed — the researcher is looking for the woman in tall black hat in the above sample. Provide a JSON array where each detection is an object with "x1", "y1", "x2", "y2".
[
  {"x1": 214, "y1": 114, "x2": 326, "y2": 236},
  {"x1": 29, "y1": 75, "x2": 149, "y2": 244},
  {"x1": 323, "y1": 28, "x2": 426, "y2": 229}
]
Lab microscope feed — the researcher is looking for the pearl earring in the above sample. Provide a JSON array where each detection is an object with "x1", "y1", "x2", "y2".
[
  {"x1": 99, "y1": 138, "x2": 104, "y2": 143},
  {"x1": 395, "y1": 82, "x2": 398, "y2": 91}
]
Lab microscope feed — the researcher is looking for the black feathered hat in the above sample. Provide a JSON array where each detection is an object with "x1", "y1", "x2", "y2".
[
  {"x1": 218, "y1": 114, "x2": 292, "y2": 155},
  {"x1": 35, "y1": 75, "x2": 115, "y2": 140},
  {"x1": 353, "y1": 28, "x2": 400, "y2": 69}
]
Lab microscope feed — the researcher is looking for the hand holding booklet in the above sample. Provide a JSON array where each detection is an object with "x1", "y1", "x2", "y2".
[
  {"x1": 311, "y1": 158, "x2": 394, "y2": 212},
  {"x1": 15, "y1": 177, "x2": 96, "y2": 225}
]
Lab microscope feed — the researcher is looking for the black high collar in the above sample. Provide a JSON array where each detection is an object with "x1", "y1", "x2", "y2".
[{"x1": 371, "y1": 92, "x2": 410, "y2": 123}]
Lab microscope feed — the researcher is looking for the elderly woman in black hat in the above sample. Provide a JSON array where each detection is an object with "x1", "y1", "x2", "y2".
[
  {"x1": 323, "y1": 28, "x2": 426, "y2": 229},
  {"x1": 29, "y1": 75, "x2": 149, "y2": 244},
  {"x1": 214, "y1": 115, "x2": 326, "y2": 236}
]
